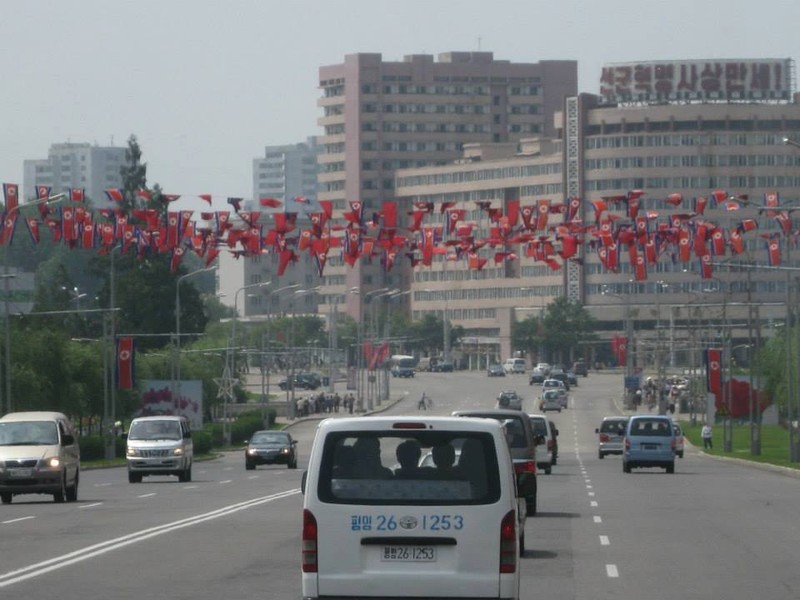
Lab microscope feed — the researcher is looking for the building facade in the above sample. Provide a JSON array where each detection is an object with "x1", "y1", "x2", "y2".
[
  {"x1": 23, "y1": 142, "x2": 126, "y2": 206},
  {"x1": 315, "y1": 52, "x2": 578, "y2": 321},
  {"x1": 393, "y1": 58, "x2": 800, "y2": 369}
]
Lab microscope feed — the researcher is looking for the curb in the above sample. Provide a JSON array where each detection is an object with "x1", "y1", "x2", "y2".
[{"x1": 279, "y1": 392, "x2": 409, "y2": 431}]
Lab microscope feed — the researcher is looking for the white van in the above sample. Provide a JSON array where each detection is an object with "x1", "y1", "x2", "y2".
[
  {"x1": 124, "y1": 415, "x2": 193, "y2": 483},
  {"x1": 503, "y1": 358, "x2": 526, "y2": 374},
  {"x1": 301, "y1": 416, "x2": 534, "y2": 599},
  {"x1": 0, "y1": 411, "x2": 80, "y2": 504}
]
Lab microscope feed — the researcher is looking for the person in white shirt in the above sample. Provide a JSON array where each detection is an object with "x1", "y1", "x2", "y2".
[{"x1": 701, "y1": 423, "x2": 713, "y2": 449}]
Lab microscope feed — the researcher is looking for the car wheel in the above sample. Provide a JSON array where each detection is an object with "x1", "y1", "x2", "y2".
[
  {"x1": 128, "y1": 471, "x2": 142, "y2": 484},
  {"x1": 544, "y1": 465, "x2": 552, "y2": 475},
  {"x1": 598, "y1": 451, "x2": 605, "y2": 459},
  {"x1": 678, "y1": 451, "x2": 684, "y2": 459},
  {"x1": 53, "y1": 474, "x2": 66, "y2": 503},
  {"x1": 65, "y1": 471, "x2": 79, "y2": 502},
  {"x1": 666, "y1": 463, "x2": 675, "y2": 474},
  {"x1": 519, "y1": 532, "x2": 525, "y2": 556},
  {"x1": 623, "y1": 463, "x2": 631, "y2": 473},
  {"x1": 288, "y1": 458, "x2": 298, "y2": 469},
  {"x1": 551, "y1": 455, "x2": 557, "y2": 466},
  {"x1": 1, "y1": 492, "x2": 11, "y2": 505},
  {"x1": 246, "y1": 461, "x2": 256, "y2": 470},
  {"x1": 185, "y1": 464, "x2": 192, "y2": 482}
]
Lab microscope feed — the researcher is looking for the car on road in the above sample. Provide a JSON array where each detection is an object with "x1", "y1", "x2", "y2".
[
  {"x1": 535, "y1": 362, "x2": 551, "y2": 376},
  {"x1": 0, "y1": 411, "x2": 80, "y2": 504},
  {"x1": 673, "y1": 422, "x2": 685, "y2": 458},
  {"x1": 125, "y1": 415, "x2": 194, "y2": 483},
  {"x1": 391, "y1": 364, "x2": 416, "y2": 378},
  {"x1": 279, "y1": 371, "x2": 322, "y2": 390},
  {"x1": 527, "y1": 413, "x2": 557, "y2": 474},
  {"x1": 495, "y1": 390, "x2": 522, "y2": 411},
  {"x1": 622, "y1": 415, "x2": 677, "y2": 474},
  {"x1": 572, "y1": 360, "x2": 588, "y2": 377},
  {"x1": 487, "y1": 363, "x2": 506, "y2": 377},
  {"x1": 245, "y1": 430, "x2": 297, "y2": 469},
  {"x1": 432, "y1": 360, "x2": 455, "y2": 372},
  {"x1": 547, "y1": 369, "x2": 571, "y2": 390},
  {"x1": 453, "y1": 409, "x2": 539, "y2": 515},
  {"x1": 542, "y1": 378, "x2": 567, "y2": 393},
  {"x1": 566, "y1": 371, "x2": 578, "y2": 387},
  {"x1": 528, "y1": 368, "x2": 547, "y2": 385},
  {"x1": 301, "y1": 416, "x2": 533, "y2": 598},
  {"x1": 503, "y1": 358, "x2": 527, "y2": 374},
  {"x1": 538, "y1": 389, "x2": 563, "y2": 413},
  {"x1": 596, "y1": 416, "x2": 629, "y2": 458}
]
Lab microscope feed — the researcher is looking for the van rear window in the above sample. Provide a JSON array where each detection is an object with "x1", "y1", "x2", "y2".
[
  {"x1": 630, "y1": 419, "x2": 672, "y2": 436},
  {"x1": 317, "y1": 431, "x2": 501, "y2": 506}
]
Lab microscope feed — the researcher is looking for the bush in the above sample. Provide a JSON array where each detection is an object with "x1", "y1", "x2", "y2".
[
  {"x1": 78, "y1": 435, "x2": 126, "y2": 460},
  {"x1": 193, "y1": 429, "x2": 213, "y2": 455}
]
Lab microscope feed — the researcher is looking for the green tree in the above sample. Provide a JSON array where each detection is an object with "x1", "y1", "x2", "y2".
[
  {"x1": 511, "y1": 314, "x2": 545, "y2": 360},
  {"x1": 541, "y1": 297, "x2": 597, "y2": 364}
]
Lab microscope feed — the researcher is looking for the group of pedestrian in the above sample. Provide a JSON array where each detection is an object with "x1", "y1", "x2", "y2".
[{"x1": 295, "y1": 392, "x2": 358, "y2": 417}]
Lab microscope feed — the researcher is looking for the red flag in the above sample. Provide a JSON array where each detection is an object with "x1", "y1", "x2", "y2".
[
  {"x1": 767, "y1": 235, "x2": 781, "y2": 266},
  {"x1": 3, "y1": 183, "x2": 19, "y2": 211},
  {"x1": 198, "y1": 194, "x2": 213, "y2": 205},
  {"x1": 705, "y1": 348, "x2": 722, "y2": 394},
  {"x1": 116, "y1": 337, "x2": 135, "y2": 390},
  {"x1": 535, "y1": 199, "x2": 550, "y2": 231},
  {"x1": 763, "y1": 191, "x2": 779, "y2": 217},
  {"x1": 105, "y1": 188, "x2": 125, "y2": 203},
  {"x1": 259, "y1": 197, "x2": 282, "y2": 208}
]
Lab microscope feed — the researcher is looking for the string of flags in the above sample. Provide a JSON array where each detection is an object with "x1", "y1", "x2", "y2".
[{"x1": 2, "y1": 183, "x2": 798, "y2": 280}]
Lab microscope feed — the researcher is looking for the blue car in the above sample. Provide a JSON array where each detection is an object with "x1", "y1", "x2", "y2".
[{"x1": 622, "y1": 415, "x2": 676, "y2": 474}]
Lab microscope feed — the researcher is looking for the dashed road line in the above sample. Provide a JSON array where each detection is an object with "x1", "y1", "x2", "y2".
[
  {"x1": 606, "y1": 564, "x2": 619, "y2": 578},
  {"x1": 599, "y1": 535, "x2": 610, "y2": 546},
  {"x1": 2, "y1": 516, "x2": 35, "y2": 525}
]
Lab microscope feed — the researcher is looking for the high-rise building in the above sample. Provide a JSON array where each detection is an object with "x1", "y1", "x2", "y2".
[
  {"x1": 22, "y1": 142, "x2": 126, "y2": 206},
  {"x1": 219, "y1": 140, "x2": 322, "y2": 319},
  {"x1": 393, "y1": 58, "x2": 800, "y2": 368},
  {"x1": 316, "y1": 52, "x2": 578, "y2": 320}
]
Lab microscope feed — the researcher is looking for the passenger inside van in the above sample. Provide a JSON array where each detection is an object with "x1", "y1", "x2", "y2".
[
  {"x1": 351, "y1": 437, "x2": 392, "y2": 479},
  {"x1": 393, "y1": 439, "x2": 423, "y2": 478}
]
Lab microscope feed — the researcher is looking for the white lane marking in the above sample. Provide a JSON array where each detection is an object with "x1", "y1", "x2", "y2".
[
  {"x1": 2, "y1": 516, "x2": 35, "y2": 525},
  {"x1": 586, "y1": 485, "x2": 593, "y2": 489},
  {"x1": 94, "y1": 483, "x2": 112, "y2": 488},
  {"x1": 588, "y1": 491, "x2": 595, "y2": 497},
  {"x1": 590, "y1": 500, "x2": 598, "y2": 507},
  {"x1": 219, "y1": 480, "x2": 232, "y2": 484},
  {"x1": 0, "y1": 489, "x2": 300, "y2": 588},
  {"x1": 606, "y1": 564, "x2": 619, "y2": 578},
  {"x1": 599, "y1": 535, "x2": 610, "y2": 546},
  {"x1": 137, "y1": 493, "x2": 156, "y2": 499},
  {"x1": 247, "y1": 476, "x2": 260, "y2": 480},
  {"x1": 182, "y1": 485, "x2": 198, "y2": 490},
  {"x1": 593, "y1": 516, "x2": 602, "y2": 523},
  {"x1": 79, "y1": 503, "x2": 103, "y2": 509}
]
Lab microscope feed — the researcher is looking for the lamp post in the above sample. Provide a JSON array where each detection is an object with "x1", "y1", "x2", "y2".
[
  {"x1": 265, "y1": 284, "x2": 299, "y2": 421},
  {"x1": 602, "y1": 280, "x2": 635, "y2": 407},
  {"x1": 2, "y1": 193, "x2": 65, "y2": 414},
  {"x1": 175, "y1": 266, "x2": 215, "y2": 403},
  {"x1": 221, "y1": 280, "x2": 270, "y2": 444},
  {"x1": 359, "y1": 287, "x2": 389, "y2": 411},
  {"x1": 288, "y1": 287, "x2": 320, "y2": 419}
]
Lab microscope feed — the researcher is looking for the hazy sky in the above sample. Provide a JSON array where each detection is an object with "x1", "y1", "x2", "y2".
[{"x1": 2, "y1": 0, "x2": 799, "y2": 212}]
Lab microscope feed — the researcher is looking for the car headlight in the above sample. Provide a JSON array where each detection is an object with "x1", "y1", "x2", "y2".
[
  {"x1": 172, "y1": 448, "x2": 184, "y2": 456},
  {"x1": 126, "y1": 447, "x2": 140, "y2": 457},
  {"x1": 247, "y1": 448, "x2": 258, "y2": 456},
  {"x1": 280, "y1": 447, "x2": 290, "y2": 455},
  {"x1": 47, "y1": 457, "x2": 61, "y2": 468}
]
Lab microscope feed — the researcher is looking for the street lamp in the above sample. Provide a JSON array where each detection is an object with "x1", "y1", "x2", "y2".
[
  {"x1": 175, "y1": 266, "x2": 215, "y2": 402},
  {"x1": 287, "y1": 287, "x2": 320, "y2": 419},
  {"x1": 602, "y1": 281, "x2": 635, "y2": 407},
  {"x1": 2, "y1": 193, "x2": 65, "y2": 414}
]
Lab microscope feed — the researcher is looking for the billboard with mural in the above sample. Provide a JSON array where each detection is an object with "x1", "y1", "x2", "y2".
[{"x1": 137, "y1": 380, "x2": 203, "y2": 430}]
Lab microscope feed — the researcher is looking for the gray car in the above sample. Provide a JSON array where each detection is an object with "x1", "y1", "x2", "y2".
[
  {"x1": 452, "y1": 409, "x2": 539, "y2": 515},
  {"x1": 596, "y1": 416, "x2": 629, "y2": 458}
]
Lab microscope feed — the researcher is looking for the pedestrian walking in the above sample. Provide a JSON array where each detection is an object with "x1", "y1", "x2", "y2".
[
  {"x1": 418, "y1": 392, "x2": 430, "y2": 410},
  {"x1": 701, "y1": 423, "x2": 713, "y2": 449}
]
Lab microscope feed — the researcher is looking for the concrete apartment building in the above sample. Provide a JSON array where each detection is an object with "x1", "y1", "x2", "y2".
[
  {"x1": 394, "y1": 58, "x2": 800, "y2": 369},
  {"x1": 23, "y1": 142, "x2": 126, "y2": 206},
  {"x1": 315, "y1": 51, "x2": 578, "y2": 321},
  {"x1": 219, "y1": 140, "x2": 323, "y2": 319}
]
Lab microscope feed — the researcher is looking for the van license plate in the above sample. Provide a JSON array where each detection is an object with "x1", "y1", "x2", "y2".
[
  {"x1": 642, "y1": 444, "x2": 657, "y2": 450},
  {"x1": 382, "y1": 546, "x2": 436, "y2": 562},
  {"x1": 8, "y1": 468, "x2": 33, "y2": 478}
]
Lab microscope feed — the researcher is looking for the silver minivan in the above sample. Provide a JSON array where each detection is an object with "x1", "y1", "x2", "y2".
[
  {"x1": 0, "y1": 411, "x2": 80, "y2": 504},
  {"x1": 125, "y1": 416, "x2": 193, "y2": 483}
]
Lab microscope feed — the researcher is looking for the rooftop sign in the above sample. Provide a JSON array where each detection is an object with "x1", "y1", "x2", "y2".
[{"x1": 599, "y1": 59, "x2": 793, "y2": 104}]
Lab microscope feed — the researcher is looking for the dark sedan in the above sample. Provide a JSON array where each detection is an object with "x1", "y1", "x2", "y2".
[
  {"x1": 245, "y1": 431, "x2": 297, "y2": 469},
  {"x1": 487, "y1": 363, "x2": 506, "y2": 377}
]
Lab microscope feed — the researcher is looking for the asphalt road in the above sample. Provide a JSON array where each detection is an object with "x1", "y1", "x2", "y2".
[{"x1": 1, "y1": 371, "x2": 799, "y2": 599}]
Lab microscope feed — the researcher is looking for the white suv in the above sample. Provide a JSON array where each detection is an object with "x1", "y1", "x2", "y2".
[
  {"x1": 527, "y1": 413, "x2": 555, "y2": 475},
  {"x1": 503, "y1": 358, "x2": 527, "y2": 374},
  {"x1": 125, "y1": 416, "x2": 193, "y2": 483}
]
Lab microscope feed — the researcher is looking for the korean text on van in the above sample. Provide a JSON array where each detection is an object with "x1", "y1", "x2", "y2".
[
  {"x1": 0, "y1": 411, "x2": 80, "y2": 504},
  {"x1": 301, "y1": 416, "x2": 535, "y2": 600}
]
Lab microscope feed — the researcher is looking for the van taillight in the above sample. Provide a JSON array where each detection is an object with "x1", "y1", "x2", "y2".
[
  {"x1": 302, "y1": 509, "x2": 318, "y2": 573},
  {"x1": 599, "y1": 433, "x2": 610, "y2": 442},
  {"x1": 547, "y1": 439, "x2": 553, "y2": 451},
  {"x1": 671, "y1": 438, "x2": 676, "y2": 450},
  {"x1": 514, "y1": 460, "x2": 536, "y2": 475},
  {"x1": 500, "y1": 510, "x2": 517, "y2": 573},
  {"x1": 625, "y1": 437, "x2": 630, "y2": 450}
]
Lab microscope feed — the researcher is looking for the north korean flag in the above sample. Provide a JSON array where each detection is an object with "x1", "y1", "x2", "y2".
[
  {"x1": 36, "y1": 185, "x2": 52, "y2": 200},
  {"x1": 116, "y1": 337, "x2": 136, "y2": 390},
  {"x1": 3, "y1": 183, "x2": 19, "y2": 212},
  {"x1": 705, "y1": 348, "x2": 722, "y2": 394}
]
